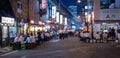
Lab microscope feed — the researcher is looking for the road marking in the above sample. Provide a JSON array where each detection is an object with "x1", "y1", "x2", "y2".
[
  {"x1": 20, "y1": 55, "x2": 26, "y2": 58},
  {"x1": 41, "y1": 50, "x2": 63, "y2": 55},
  {"x1": 1, "y1": 50, "x2": 18, "y2": 56},
  {"x1": 50, "y1": 39, "x2": 60, "y2": 42},
  {"x1": 20, "y1": 50, "x2": 64, "y2": 58}
]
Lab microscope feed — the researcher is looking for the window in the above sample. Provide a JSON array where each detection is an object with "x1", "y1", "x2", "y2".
[{"x1": 100, "y1": 0, "x2": 120, "y2": 9}]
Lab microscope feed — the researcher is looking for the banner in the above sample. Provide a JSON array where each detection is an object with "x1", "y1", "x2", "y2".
[
  {"x1": 9, "y1": 27, "x2": 17, "y2": 38},
  {"x1": 100, "y1": 9, "x2": 120, "y2": 20}
]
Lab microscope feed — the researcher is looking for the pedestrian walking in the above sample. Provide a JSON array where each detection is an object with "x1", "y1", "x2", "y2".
[
  {"x1": 37, "y1": 30, "x2": 41, "y2": 45},
  {"x1": 83, "y1": 31, "x2": 90, "y2": 43},
  {"x1": 30, "y1": 33, "x2": 35, "y2": 43},
  {"x1": 117, "y1": 31, "x2": 120, "y2": 43},
  {"x1": 95, "y1": 32, "x2": 100, "y2": 43},
  {"x1": 44, "y1": 31, "x2": 50, "y2": 41},
  {"x1": 58, "y1": 29, "x2": 63, "y2": 39},
  {"x1": 41, "y1": 31, "x2": 45, "y2": 44},
  {"x1": 64, "y1": 29, "x2": 68, "y2": 39},
  {"x1": 100, "y1": 30, "x2": 103, "y2": 42},
  {"x1": 111, "y1": 27, "x2": 116, "y2": 40},
  {"x1": 25, "y1": 33, "x2": 31, "y2": 49},
  {"x1": 29, "y1": 33, "x2": 36, "y2": 48},
  {"x1": 103, "y1": 32, "x2": 108, "y2": 43}
]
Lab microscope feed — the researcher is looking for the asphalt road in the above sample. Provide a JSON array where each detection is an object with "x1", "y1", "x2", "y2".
[{"x1": 0, "y1": 36, "x2": 120, "y2": 58}]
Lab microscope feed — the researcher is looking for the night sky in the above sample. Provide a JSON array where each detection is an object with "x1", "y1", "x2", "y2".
[
  {"x1": 60, "y1": 0, "x2": 82, "y2": 15},
  {"x1": 60, "y1": 0, "x2": 77, "y2": 7}
]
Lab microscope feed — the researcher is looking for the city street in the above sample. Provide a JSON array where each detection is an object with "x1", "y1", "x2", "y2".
[
  {"x1": 0, "y1": 36, "x2": 120, "y2": 58},
  {"x1": 1, "y1": 0, "x2": 120, "y2": 58}
]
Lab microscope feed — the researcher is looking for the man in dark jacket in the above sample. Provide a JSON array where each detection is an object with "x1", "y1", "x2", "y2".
[{"x1": 37, "y1": 30, "x2": 41, "y2": 45}]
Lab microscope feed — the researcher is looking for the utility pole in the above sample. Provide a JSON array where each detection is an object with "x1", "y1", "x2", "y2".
[
  {"x1": 91, "y1": 0, "x2": 94, "y2": 40},
  {"x1": 27, "y1": 0, "x2": 30, "y2": 34}
]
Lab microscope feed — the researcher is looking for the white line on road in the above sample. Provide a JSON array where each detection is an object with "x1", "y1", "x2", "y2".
[
  {"x1": 1, "y1": 50, "x2": 18, "y2": 56},
  {"x1": 49, "y1": 39, "x2": 60, "y2": 42},
  {"x1": 20, "y1": 55, "x2": 26, "y2": 58},
  {"x1": 40, "y1": 50, "x2": 64, "y2": 55},
  {"x1": 20, "y1": 50, "x2": 64, "y2": 58}
]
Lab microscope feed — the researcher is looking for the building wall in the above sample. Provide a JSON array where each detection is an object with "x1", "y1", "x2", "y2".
[
  {"x1": 116, "y1": 0, "x2": 120, "y2": 8},
  {"x1": 29, "y1": 0, "x2": 40, "y2": 21},
  {"x1": 93, "y1": 0, "x2": 120, "y2": 23},
  {"x1": 10, "y1": 0, "x2": 28, "y2": 22},
  {"x1": 93, "y1": 0, "x2": 100, "y2": 21},
  {"x1": 10, "y1": 0, "x2": 40, "y2": 22}
]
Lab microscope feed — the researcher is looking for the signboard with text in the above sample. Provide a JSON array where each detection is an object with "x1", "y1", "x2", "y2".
[
  {"x1": 2, "y1": 17, "x2": 15, "y2": 24},
  {"x1": 52, "y1": 6, "x2": 56, "y2": 19},
  {"x1": 100, "y1": 9, "x2": 120, "y2": 20}
]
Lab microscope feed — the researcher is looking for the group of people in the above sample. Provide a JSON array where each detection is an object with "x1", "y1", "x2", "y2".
[
  {"x1": 13, "y1": 33, "x2": 36, "y2": 50},
  {"x1": 13, "y1": 30, "x2": 55, "y2": 50},
  {"x1": 79, "y1": 27, "x2": 120, "y2": 43},
  {"x1": 58, "y1": 29, "x2": 69, "y2": 39}
]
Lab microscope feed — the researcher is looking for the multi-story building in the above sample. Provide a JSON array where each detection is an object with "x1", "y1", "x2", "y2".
[
  {"x1": 0, "y1": 0, "x2": 41, "y2": 47},
  {"x1": 68, "y1": 6, "x2": 78, "y2": 17},
  {"x1": 0, "y1": 0, "x2": 74, "y2": 47},
  {"x1": 48, "y1": 0, "x2": 74, "y2": 30},
  {"x1": 93, "y1": 0, "x2": 120, "y2": 31},
  {"x1": 84, "y1": 0, "x2": 120, "y2": 32}
]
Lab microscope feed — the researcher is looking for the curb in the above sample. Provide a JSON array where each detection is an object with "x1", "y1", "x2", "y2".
[{"x1": 0, "y1": 47, "x2": 13, "y2": 55}]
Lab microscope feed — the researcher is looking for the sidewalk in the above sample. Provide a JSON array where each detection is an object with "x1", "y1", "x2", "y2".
[{"x1": 0, "y1": 47, "x2": 12, "y2": 55}]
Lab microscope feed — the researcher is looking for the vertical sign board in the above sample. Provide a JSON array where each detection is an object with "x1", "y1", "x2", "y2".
[
  {"x1": 42, "y1": 0, "x2": 48, "y2": 9},
  {"x1": 56, "y1": 12, "x2": 59, "y2": 23},
  {"x1": 52, "y1": 6, "x2": 56, "y2": 19},
  {"x1": 60, "y1": 15, "x2": 63, "y2": 24},
  {"x1": 100, "y1": 9, "x2": 120, "y2": 20}
]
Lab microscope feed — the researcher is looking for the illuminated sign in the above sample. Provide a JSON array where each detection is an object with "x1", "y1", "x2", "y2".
[
  {"x1": 56, "y1": 12, "x2": 59, "y2": 23},
  {"x1": 2, "y1": 17, "x2": 15, "y2": 24},
  {"x1": 30, "y1": 20, "x2": 34, "y2": 24},
  {"x1": 65, "y1": 17, "x2": 67, "y2": 25},
  {"x1": 52, "y1": 6, "x2": 56, "y2": 19},
  {"x1": 41, "y1": 0, "x2": 48, "y2": 9},
  {"x1": 60, "y1": 15, "x2": 63, "y2": 24},
  {"x1": 100, "y1": 9, "x2": 120, "y2": 20}
]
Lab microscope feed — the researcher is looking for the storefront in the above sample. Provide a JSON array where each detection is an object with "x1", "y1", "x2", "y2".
[
  {"x1": 100, "y1": 23, "x2": 118, "y2": 30},
  {"x1": 29, "y1": 20, "x2": 45, "y2": 35},
  {"x1": 0, "y1": 17, "x2": 16, "y2": 47},
  {"x1": 17, "y1": 19, "x2": 28, "y2": 35},
  {"x1": 93, "y1": 23, "x2": 119, "y2": 32},
  {"x1": 29, "y1": 25, "x2": 45, "y2": 35}
]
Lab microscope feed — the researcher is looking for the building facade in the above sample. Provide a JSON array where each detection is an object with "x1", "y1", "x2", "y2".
[
  {"x1": 0, "y1": 0, "x2": 74, "y2": 47},
  {"x1": 83, "y1": 0, "x2": 120, "y2": 32},
  {"x1": 68, "y1": 6, "x2": 78, "y2": 17},
  {"x1": 48, "y1": 0, "x2": 74, "y2": 30},
  {"x1": 0, "y1": 0, "x2": 41, "y2": 47},
  {"x1": 93, "y1": 0, "x2": 120, "y2": 31}
]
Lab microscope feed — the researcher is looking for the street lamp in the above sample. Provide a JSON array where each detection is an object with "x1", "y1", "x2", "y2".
[{"x1": 78, "y1": 0, "x2": 81, "y2": 3}]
